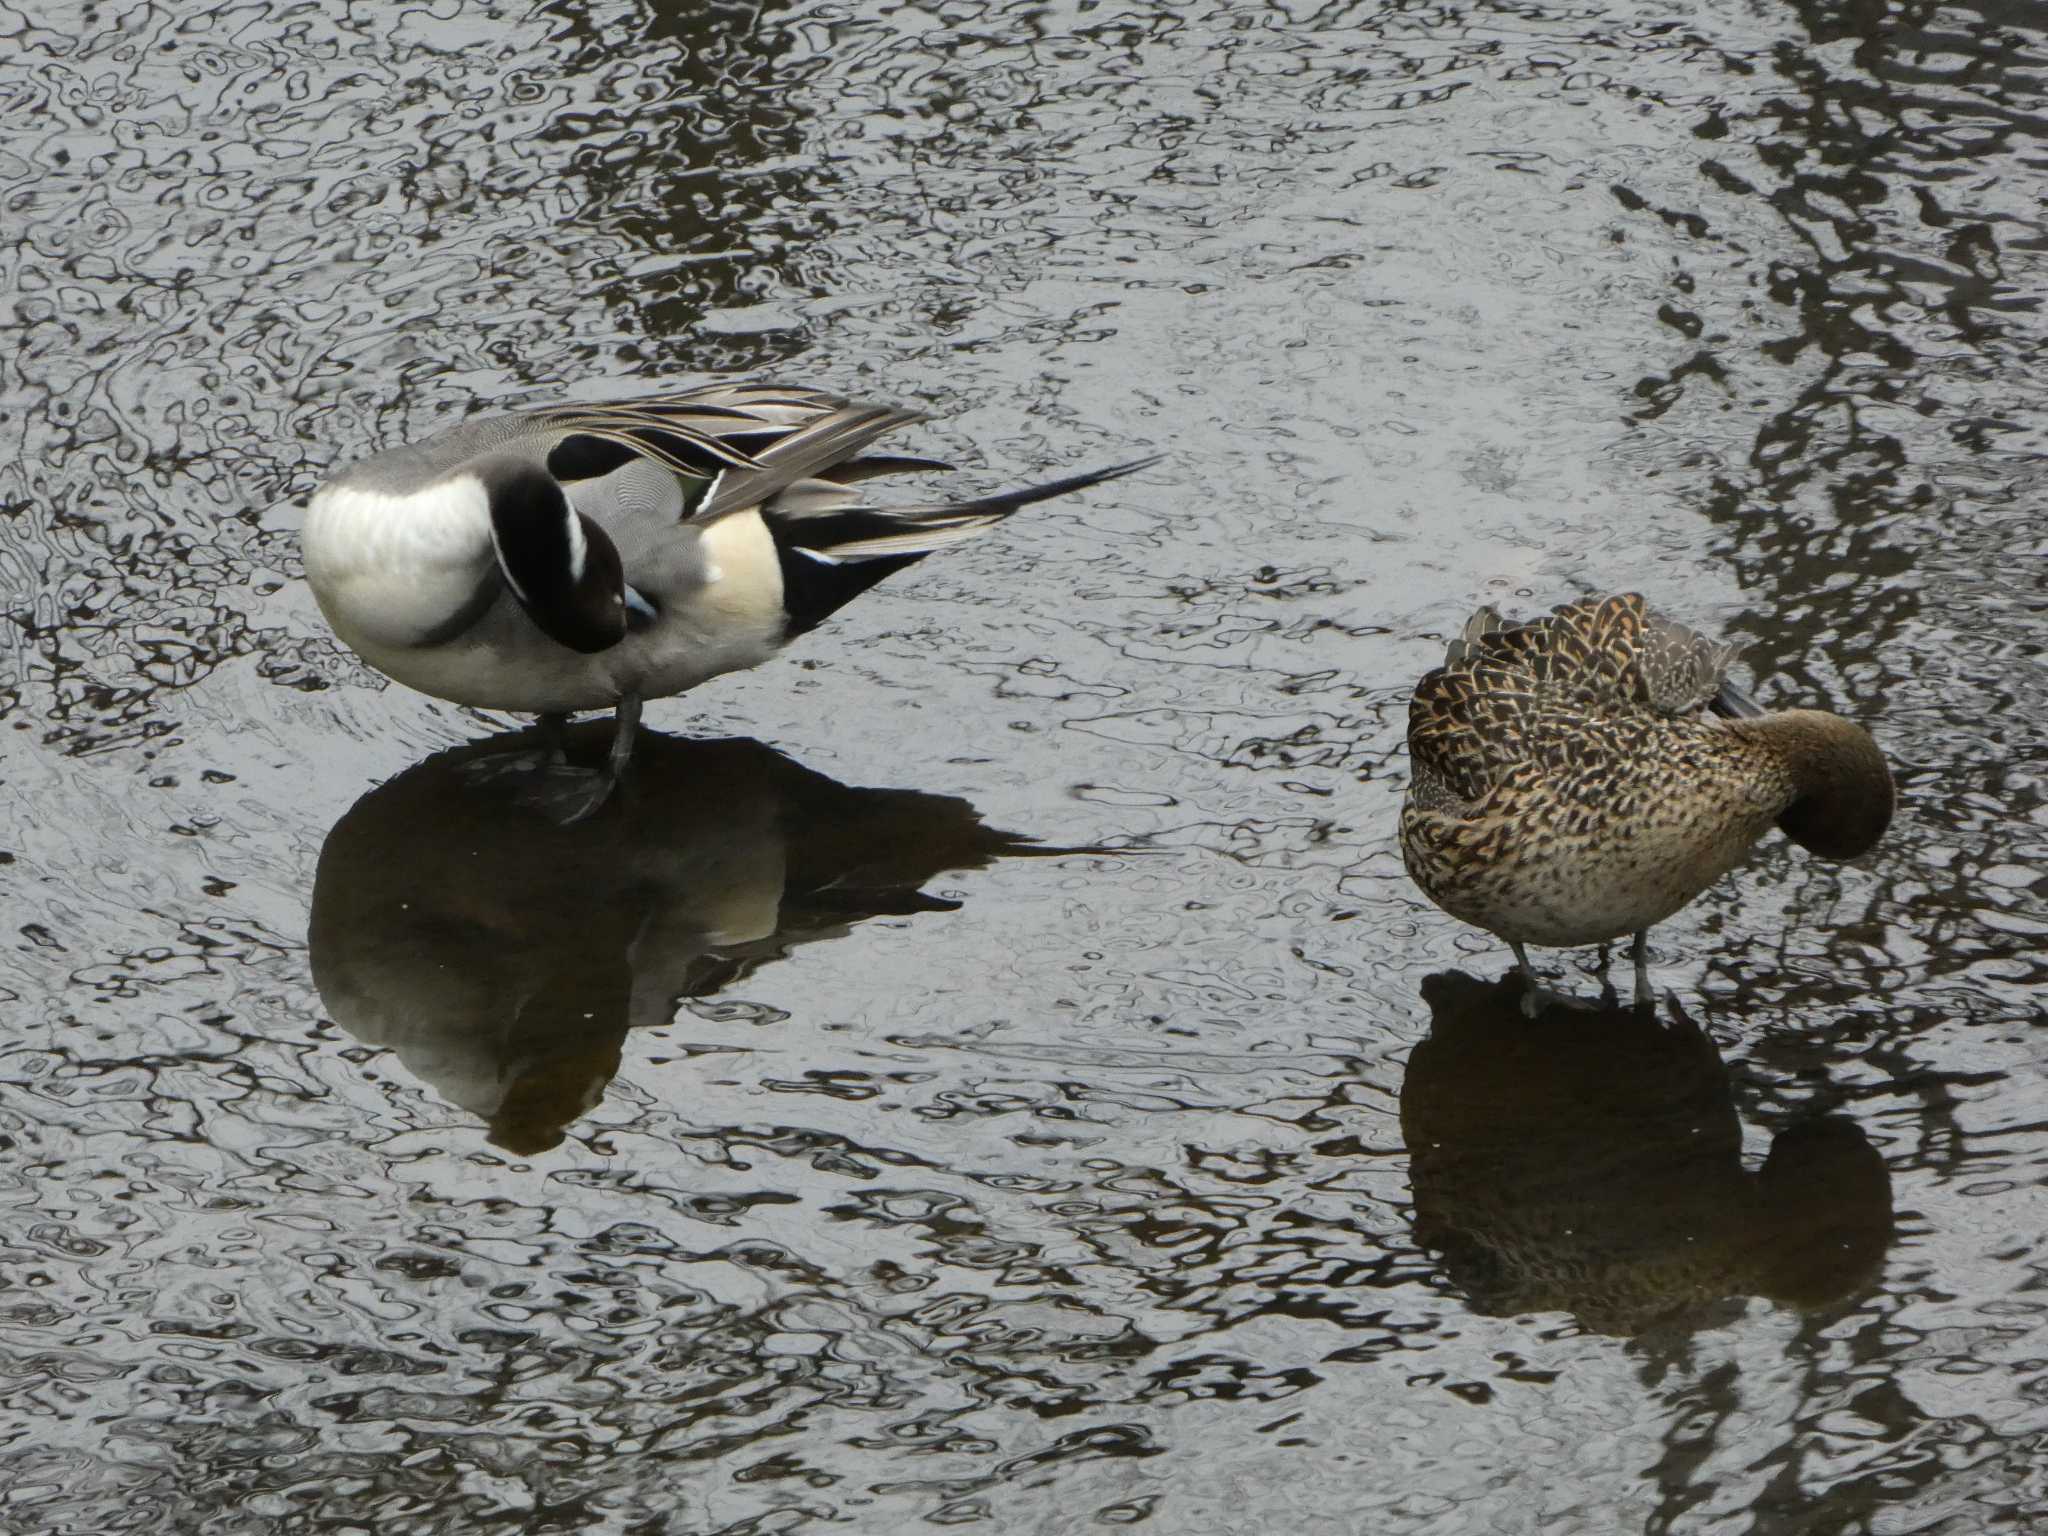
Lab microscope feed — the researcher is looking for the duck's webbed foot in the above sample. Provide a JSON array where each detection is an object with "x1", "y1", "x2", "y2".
[
  {"x1": 528, "y1": 696, "x2": 642, "y2": 826},
  {"x1": 1511, "y1": 941, "x2": 1604, "y2": 1017},
  {"x1": 1513, "y1": 941, "x2": 1561, "y2": 1018},
  {"x1": 466, "y1": 702, "x2": 641, "y2": 825},
  {"x1": 514, "y1": 764, "x2": 618, "y2": 825},
  {"x1": 459, "y1": 713, "x2": 572, "y2": 785},
  {"x1": 1518, "y1": 981, "x2": 1584, "y2": 1018}
]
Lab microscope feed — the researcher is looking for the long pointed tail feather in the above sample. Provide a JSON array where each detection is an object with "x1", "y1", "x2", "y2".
[
  {"x1": 776, "y1": 454, "x2": 1160, "y2": 565},
  {"x1": 770, "y1": 453, "x2": 1156, "y2": 636},
  {"x1": 912, "y1": 455, "x2": 1163, "y2": 520}
]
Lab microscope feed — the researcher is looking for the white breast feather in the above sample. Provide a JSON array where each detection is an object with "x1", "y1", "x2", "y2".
[{"x1": 303, "y1": 478, "x2": 496, "y2": 649}]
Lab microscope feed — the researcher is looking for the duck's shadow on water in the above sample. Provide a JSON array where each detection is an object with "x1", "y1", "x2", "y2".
[
  {"x1": 309, "y1": 727, "x2": 1057, "y2": 1154},
  {"x1": 1401, "y1": 972, "x2": 1894, "y2": 1339}
]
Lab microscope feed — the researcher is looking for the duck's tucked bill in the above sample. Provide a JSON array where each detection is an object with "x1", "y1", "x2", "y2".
[
  {"x1": 301, "y1": 381, "x2": 1156, "y2": 820},
  {"x1": 1399, "y1": 592, "x2": 1894, "y2": 1015}
]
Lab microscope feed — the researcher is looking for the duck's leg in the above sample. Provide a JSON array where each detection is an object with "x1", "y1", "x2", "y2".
[
  {"x1": 602, "y1": 693, "x2": 641, "y2": 783},
  {"x1": 1512, "y1": 940, "x2": 1548, "y2": 1018},
  {"x1": 548, "y1": 694, "x2": 641, "y2": 825},
  {"x1": 1630, "y1": 929, "x2": 1653, "y2": 1009},
  {"x1": 1591, "y1": 939, "x2": 1619, "y2": 1005},
  {"x1": 1511, "y1": 941, "x2": 1594, "y2": 1016},
  {"x1": 512, "y1": 695, "x2": 641, "y2": 824}
]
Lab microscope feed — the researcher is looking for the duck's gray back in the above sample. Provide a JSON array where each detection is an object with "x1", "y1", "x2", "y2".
[{"x1": 331, "y1": 412, "x2": 554, "y2": 496}]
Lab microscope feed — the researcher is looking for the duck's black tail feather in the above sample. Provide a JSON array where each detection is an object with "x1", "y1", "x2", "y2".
[{"x1": 767, "y1": 456, "x2": 1158, "y2": 638}]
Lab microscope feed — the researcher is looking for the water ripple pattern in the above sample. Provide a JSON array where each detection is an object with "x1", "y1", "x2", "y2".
[{"x1": 1, "y1": 1, "x2": 2044, "y2": 1533}]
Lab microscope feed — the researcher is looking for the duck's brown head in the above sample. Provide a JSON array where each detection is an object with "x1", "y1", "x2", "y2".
[{"x1": 1753, "y1": 710, "x2": 1895, "y2": 860}]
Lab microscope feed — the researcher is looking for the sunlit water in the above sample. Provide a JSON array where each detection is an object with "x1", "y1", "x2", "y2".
[{"x1": 3, "y1": 1, "x2": 2045, "y2": 1531}]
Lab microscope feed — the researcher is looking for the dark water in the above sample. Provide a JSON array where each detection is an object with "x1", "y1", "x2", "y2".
[{"x1": 3, "y1": 1, "x2": 2045, "y2": 1531}]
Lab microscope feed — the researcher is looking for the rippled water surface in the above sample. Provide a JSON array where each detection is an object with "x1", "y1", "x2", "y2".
[{"x1": 4, "y1": 1, "x2": 2046, "y2": 1531}]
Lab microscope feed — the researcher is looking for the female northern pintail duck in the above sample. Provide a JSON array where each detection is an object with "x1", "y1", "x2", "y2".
[
  {"x1": 302, "y1": 382, "x2": 1151, "y2": 817},
  {"x1": 1400, "y1": 592, "x2": 1893, "y2": 1013}
]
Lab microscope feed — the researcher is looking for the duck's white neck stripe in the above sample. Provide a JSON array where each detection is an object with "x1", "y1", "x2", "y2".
[{"x1": 564, "y1": 503, "x2": 587, "y2": 583}]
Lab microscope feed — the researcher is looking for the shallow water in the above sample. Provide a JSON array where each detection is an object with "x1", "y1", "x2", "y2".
[{"x1": 3, "y1": 1, "x2": 2045, "y2": 1531}]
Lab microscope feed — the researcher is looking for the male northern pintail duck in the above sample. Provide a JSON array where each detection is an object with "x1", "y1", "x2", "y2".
[
  {"x1": 302, "y1": 382, "x2": 1152, "y2": 817},
  {"x1": 1400, "y1": 592, "x2": 1893, "y2": 1013}
]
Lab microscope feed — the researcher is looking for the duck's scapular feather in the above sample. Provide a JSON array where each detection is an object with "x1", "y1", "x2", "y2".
[
  {"x1": 1400, "y1": 592, "x2": 1893, "y2": 1009},
  {"x1": 302, "y1": 381, "x2": 1153, "y2": 721}
]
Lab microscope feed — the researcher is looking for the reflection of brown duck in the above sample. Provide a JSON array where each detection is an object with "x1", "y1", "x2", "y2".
[
  {"x1": 1401, "y1": 972, "x2": 1892, "y2": 1336},
  {"x1": 309, "y1": 730, "x2": 1056, "y2": 1154}
]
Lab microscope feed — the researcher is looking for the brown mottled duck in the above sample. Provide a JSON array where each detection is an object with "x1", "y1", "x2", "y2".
[{"x1": 1400, "y1": 593, "x2": 1894, "y2": 1014}]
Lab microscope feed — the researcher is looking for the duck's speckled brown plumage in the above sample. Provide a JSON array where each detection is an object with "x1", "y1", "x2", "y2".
[{"x1": 1400, "y1": 593, "x2": 1893, "y2": 998}]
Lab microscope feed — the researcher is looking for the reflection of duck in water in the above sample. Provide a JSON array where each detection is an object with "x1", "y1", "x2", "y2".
[
  {"x1": 309, "y1": 730, "x2": 1057, "y2": 1153},
  {"x1": 1400, "y1": 592, "x2": 1893, "y2": 1013},
  {"x1": 1401, "y1": 972, "x2": 1892, "y2": 1336}
]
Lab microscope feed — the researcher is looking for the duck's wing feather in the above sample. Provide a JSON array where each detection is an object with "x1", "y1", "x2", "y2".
[
  {"x1": 583, "y1": 385, "x2": 1156, "y2": 560},
  {"x1": 1408, "y1": 593, "x2": 1742, "y2": 809},
  {"x1": 1461, "y1": 594, "x2": 1655, "y2": 706},
  {"x1": 1441, "y1": 604, "x2": 1508, "y2": 669},
  {"x1": 1407, "y1": 659, "x2": 1552, "y2": 810},
  {"x1": 1633, "y1": 603, "x2": 1745, "y2": 716},
  {"x1": 695, "y1": 398, "x2": 926, "y2": 523},
  {"x1": 1451, "y1": 593, "x2": 1739, "y2": 715},
  {"x1": 427, "y1": 384, "x2": 1150, "y2": 605},
  {"x1": 529, "y1": 385, "x2": 932, "y2": 521},
  {"x1": 467, "y1": 385, "x2": 1146, "y2": 558},
  {"x1": 533, "y1": 385, "x2": 849, "y2": 479}
]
